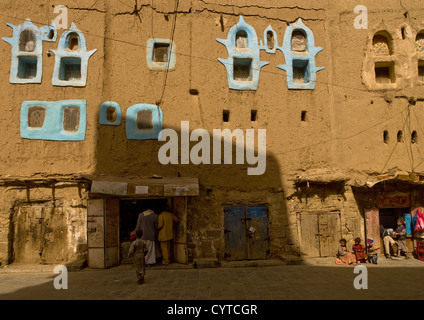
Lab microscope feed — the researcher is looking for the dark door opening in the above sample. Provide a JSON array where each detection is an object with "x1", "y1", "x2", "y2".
[{"x1": 119, "y1": 199, "x2": 168, "y2": 264}]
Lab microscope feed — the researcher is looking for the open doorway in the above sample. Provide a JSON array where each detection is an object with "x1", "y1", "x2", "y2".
[
  {"x1": 379, "y1": 207, "x2": 413, "y2": 255},
  {"x1": 119, "y1": 198, "x2": 168, "y2": 264}
]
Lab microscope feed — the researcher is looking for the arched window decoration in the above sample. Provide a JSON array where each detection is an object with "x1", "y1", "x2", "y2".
[
  {"x1": 291, "y1": 30, "x2": 306, "y2": 52},
  {"x1": 2, "y1": 19, "x2": 56, "y2": 84},
  {"x1": 266, "y1": 31, "x2": 274, "y2": 50},
  {"x1": 20, "y1": 100, "x2": 86, "y2": 141},
  {"x1": 99, "y1": 101, "x2": 121, "y2": 126},
  {"x1": 259, "y1": 25, "x2": 278, "y2": 54},
  {"x1": 19, "y1": 29, "x2": 36, "y2": 52},
  {"x1": 67, "y1": 32, "x2": 80, "y2": 51},
  {"x1": 51, "y1": 23, "x2": 97, "y2": 87},
  {"x1": 217, "y1": 16, "x2": 269, "y2": 90},
  {"x1": 277, "y1": 19, "x2": 324, "y2": 90},
  {"x1": 126, "y1": 104, "x2": 163, "y2": 140},
  {"x1": 372, "y1": 32, "x2": 392, "y2": 55},
  {"x1": 412, "y1": 131, "x2": 418, "y2": 144},
  {"x1": 235, "y1": 30, "x2": 248, "y2": 48},
  {"x1": 415, "y1": 32, "x2": 424, "y2": 53}
]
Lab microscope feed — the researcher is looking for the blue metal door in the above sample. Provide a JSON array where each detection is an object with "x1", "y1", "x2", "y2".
[
  {"x1": 246, "y1": 206, "x2": 269, "y2": 260},
  {"x1": 224, "y1": 205, "x2": 269, "y2": 261},
  {"x1": 224, "y1": 206, "x2": 247, "y2": 261}
]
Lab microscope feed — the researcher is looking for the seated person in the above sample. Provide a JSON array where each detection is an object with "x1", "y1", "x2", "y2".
[
  {"x1": 366, "y1": 238, "x2": 379, "y2": 264},
  {"x1": 335, "y1": 238, "x2": 357, "y2": 265},
  {"x1": 352, "y1": 237, "x2": 368, "y2": 263},
  {"x1": 381, "y1": 224, "x2": 396, "y2": 259}
]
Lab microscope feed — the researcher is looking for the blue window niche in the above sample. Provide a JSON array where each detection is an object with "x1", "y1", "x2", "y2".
[
  {"x1": 146, "y1": 38, "x2": 176, "y2": 71},
  {"x1": 20, "y1": 100, "x2": 86, "y2": 141},
  {"x1": 51, "y1": 23, "x2": 97, "y2": 87},
  {"x1": 2, "y1": 19, "x2": 57, "y2": 84},
  {"x1": 99, "y1": 101, "x2": 122, "y2": 126},
  {"x1": 277, "y1": 19, "x2": 324, "y2": 90},
  {"x1": 259, "y1": 25, "x2": 278, "y2": 54},
  {"x1": 217, "y1": 16, "x2": 269, "y2": 90},
  {"x1": 126, "y1": 104, "x2": 163, "y2": 140}
]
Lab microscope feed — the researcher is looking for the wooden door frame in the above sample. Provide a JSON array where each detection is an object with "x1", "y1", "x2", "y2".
[{"x1": 297, "y1": 210, "x2": 342, "y2": 258}]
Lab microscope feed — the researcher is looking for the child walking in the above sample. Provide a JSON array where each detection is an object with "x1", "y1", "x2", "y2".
[{"x1": 128, "y1": 230, "x2": 148, "y2": 285}]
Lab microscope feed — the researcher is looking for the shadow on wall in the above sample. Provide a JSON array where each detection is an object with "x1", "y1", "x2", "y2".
[{"x1": 93, "y1": 104, "x2": 294, "y2": 261}]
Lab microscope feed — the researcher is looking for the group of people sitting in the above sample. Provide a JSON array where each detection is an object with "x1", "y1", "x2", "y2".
[{"x1": 336, "y1": 217, "x2": 409, "y2": 265}]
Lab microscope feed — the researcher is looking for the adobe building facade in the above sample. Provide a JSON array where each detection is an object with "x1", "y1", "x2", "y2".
[{"x1": 0, "y1": 0, "x2": 424, "y2": 268}]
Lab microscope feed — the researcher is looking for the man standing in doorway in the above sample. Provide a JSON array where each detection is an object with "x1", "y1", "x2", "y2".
[
  {"x1": 135, "y1": 209, "x2": 158, "y2": 266},
  {"x1": 158, "y1": 210, "x2": 179, "y2": 265}
]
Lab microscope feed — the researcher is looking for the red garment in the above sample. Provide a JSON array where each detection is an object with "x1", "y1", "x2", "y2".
[{"x1": 352, "y1": 244, "x2": 367, "y2": 262}]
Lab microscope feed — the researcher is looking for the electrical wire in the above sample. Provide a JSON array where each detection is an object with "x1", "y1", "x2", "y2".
[{"x1": 157, "y1": 0, "x2": 179, "y2": 106}]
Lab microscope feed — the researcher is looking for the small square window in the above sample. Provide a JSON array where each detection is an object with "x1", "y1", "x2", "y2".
[
  {"x1": 375, "y1": 62, "x2": 395, "y2": 84},
  {"x1": 153, "y1": 43, "x2": 170, "y2": 63},
  {"x1": 59, "y1": 57, "x2": 82, "y2": 81},
  {"x1": 301, "y1": 110, "x2": 307, "y2": 122},
  {"x1": 137, "y1": 110, "x2": 153, "y2": 130},
  {"x1": 28, "y1": 106, "x2": 46, "y2": 128},
  {"x1": 233, "y1": 58, "x2": 252, "y2": 81},
  {"x1": 63, "y1": 107, "x2": 80, "y2": 132},
  {"x1": 293, "y1": 60, "x2": 310, "y2": 84},
  {"x1": 17, "y1": 56, "x2": 37, "y2": 79}
]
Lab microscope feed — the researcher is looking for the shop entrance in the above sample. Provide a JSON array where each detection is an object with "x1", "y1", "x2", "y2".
[
  {"x1": 119, "y1": 198, "x2": 167, "y2": 264},
  {"x1": 87, "y1": 196, "x2": 188, "y2": 269},
  {"x1": 365, "y1": 207, "x2": 413, "y2": 256}
]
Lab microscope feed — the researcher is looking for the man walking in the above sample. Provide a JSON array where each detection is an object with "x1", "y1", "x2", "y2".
[
  {"x1": 158, "y1": 210, "x2": 179, "y2": 265},
  {"x1": 135, "y1": 209, "x2": 158, "y2": 266}
]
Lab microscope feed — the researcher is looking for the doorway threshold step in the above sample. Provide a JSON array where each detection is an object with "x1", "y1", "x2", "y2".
[{"x1": 193, "y1": 258, "x2": 221, "y2": 268}]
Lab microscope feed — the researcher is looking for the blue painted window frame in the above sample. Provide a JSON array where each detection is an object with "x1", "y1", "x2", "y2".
[
  {"x1": 277, "y1": 19, "x2": 324, "y2": 90},
  {"x1": 99, "y1": 101, "x2": 122, "y2": 126},
  {"x1": 126, "y1": 104, "x2": 163, "y2": 140},
  {"x1": 51, "y1": 23, "x2": 96, "y2": 87},
  {"x1": 20, "y1": 100, "x2": 86, "y2": 141},
  {"x1": 2, "y1": 19, "x2": 56, "y2": 84},
  {"x1": 146, "y1": 38, "x2": 176, "y2": 71},
  {"x1": 217, "y1": 16, "x2": 269, "y2": 91}
]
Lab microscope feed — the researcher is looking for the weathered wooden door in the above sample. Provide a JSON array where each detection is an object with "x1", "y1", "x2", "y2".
[
  {"x1": 298, "y1": 213, "x2": 320, "y2": 257},
  {"x1": 224, "y1": 205, "x2": 269, "y2": 261},
  {"x1": 87, "y1": 198, "x2": 119, "y2": 269},
  {"x1": 365, "y1": 208, "x2": 380, "y2": 255},
  {"x1": 12, "y1": 205, "x2": 67, "y2": 264},
  {"x1": 299, "y1": 212, "x2": 341, "y2": 258},
  {"x1": 173, "y1": 197, "x2": 188, "y2": 264}
]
